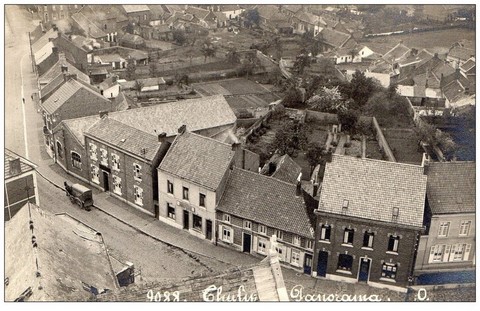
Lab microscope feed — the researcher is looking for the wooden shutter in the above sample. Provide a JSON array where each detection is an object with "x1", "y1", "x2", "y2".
[
  {"x1": 443, "y1": 245, "x2": 451, "y2": 262},
  {"x1": 448, "y1": 244, "x2": 456, "y2": 262},
  {"x1": 253, "y1": 235, "x2": 258, "y2": 252},
  {"x1": 428, "y1": 246, "x2": 435, "y2": 263},
  {"x1": 464, "y1": 244, "x2": 471, "y2": 261}
]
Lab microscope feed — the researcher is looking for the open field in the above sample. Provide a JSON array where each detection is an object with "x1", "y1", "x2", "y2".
[
  {"x1": 193, "y1": 78, "x2": 274, "y2": 96},
  {"x1": 362, "y1": 28, "x2": 475, "y2": 51}
]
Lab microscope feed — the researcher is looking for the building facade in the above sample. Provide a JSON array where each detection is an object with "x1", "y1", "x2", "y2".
[
  {"x1": 414, "y1": 162, "x2": 476, "y2": 282},
  {"x1": 312, "y1": 155, "x2": 428, "y2": 292}
]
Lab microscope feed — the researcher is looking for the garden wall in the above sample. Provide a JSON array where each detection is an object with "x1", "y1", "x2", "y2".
[{"x1": 372, "y1": 117, "x2": 397, "y2": 162}]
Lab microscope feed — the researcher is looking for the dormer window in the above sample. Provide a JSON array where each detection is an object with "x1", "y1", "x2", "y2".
[{"x1": 342, "y1": 199, "x2": 349, "y2": 214}]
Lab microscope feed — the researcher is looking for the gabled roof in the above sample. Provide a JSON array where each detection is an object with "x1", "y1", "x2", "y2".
[
  {"x1": 85, "y1": 117, "x2": 162, "y2": 161},
  {"x1": 120, "y1": 33, "x2": 145, "y2": 44},
  {"x1": 106, "y1": 95, "x2": 236, "y2": 138},
  {"x1": 4, "y1": 149, "x2": 36, "y2": 180},
  {"x1": 39, "y1": 56, "x2": 90, "y2": 86},
  {"x1": 257, "y1": 5, "x2": 282, "y2": 20},
  {"x1": 71, "y1": 12, "x2": 107, "y2": 38},
  {"x1": 97, "y1": 76, "x2": 119, "y2": 90},
  {"x1": 34, "y1": 41, "x2": 55, "y2": 64},
  {"x1": 122, "y1": 4, "x2": 150, "y2": 14},
  {"x1": 282, "y1": 4, "x2": 303, "y2": 13},
  {"x1": 217, "y1": 167, "x2": 315, "y2": 238},
  {"x1": 382, "y1": 42, "x2": 411, "y2": 63},
  {"x1": 319, "y1": 154, "x2": 427, "y2": 228},
  {"x1": 5, "y1": 204, "x2": 117, "y2": 301},
  {"x1": 158, "y1": 131, "x2": 235, "y2": 190},
  {"x1": 185, "y1": 6, "x2": 211, "y2": 20},
  {"x1": 426, "y1": 162, "x2": 475, "y2": 214},
  {"x1": 220, "y1": 4, "x2": 241, "y2": 12},
  {"x1": 54, "y1": 115, "x2": 101, "y2": 146},
  {"x1": 460, "y1": 57, "x2": 476, "y2": 72},
  {"x1": 40, "y1": 78, "x2": 106, "y2": 115},
  {"x1": 260, "y1": 154, "x2": 302, "y2": 184},
  {"x1": 443, "y1": 79, "x2": 469, "y2": 103},
  {"x1": 31, "y1": 28, "x2": 57, "y2": 55},
  {"x1": 294, "y1": 11, "x2": 326, "y2": 26},
  {"x1": 316, "y1": 28, "x2": 352, "y2": 49},
  {"x1": 448, "y1": 45, "x2": 475, "y2": 62}
]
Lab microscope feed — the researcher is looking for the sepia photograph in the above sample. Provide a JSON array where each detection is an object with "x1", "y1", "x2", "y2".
[{"x1": 3, "y1": 1, "x2": 476, "y2": 303}]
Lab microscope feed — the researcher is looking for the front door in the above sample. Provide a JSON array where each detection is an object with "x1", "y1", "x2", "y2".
[
  {"x1": 154, "y1": 204, "x2": 159, "y2": 219},
  {"x1": 183, "y1": 210, "x2": 189, "y2": 229},
  {"x1": 317, "y1": 251, "x2": 328, "y2": 277},
  {"x1": 358, "y1": 258, "x2": 370, "y2": 282},
  {"x1": 102, "y1": 171, "x2": 109, "y2": 192},
  {"x1": 304, "y1": 253, "x2": 313, "y2": 275},
  {"x1": 206, "y1": 220, "x2": 212, "y2": 240},
  {"x1": 242, "y1": 233, "x2": 251, "y2": 253}
]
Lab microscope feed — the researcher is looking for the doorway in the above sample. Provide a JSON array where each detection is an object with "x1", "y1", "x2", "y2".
[
  {"x1": 242, "y1": 233, "x2": 251, "y2": 253},
  {"x1": 304, "y1": 253, "x2": 313, "y2": 275},
  {"x1": 317, "y1": 251, "x2": 329, "y2": 277},
  {"x1": 183, "y1": 210, "x2": 189, "y2": 229},
  {"x1": 358, "y1": 257, "x2": 371, "y2": 282},
  {"x1": 102, "y1": 171, "x2": 109, "y2": 192},
  {"x1": 154, "y1": 204, "x2": 159, "y2": 219},
  {"x1": 206, "y1": 220, "x2": 212, "y2": 240}
]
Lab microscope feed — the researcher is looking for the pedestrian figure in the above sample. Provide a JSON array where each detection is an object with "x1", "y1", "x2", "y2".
[
  {"x1": 31, "y1": 95, "x2": 33, "y2": 100},
  {"x1": 22, "y1": 98, "x2": 25, "y2": 104}
]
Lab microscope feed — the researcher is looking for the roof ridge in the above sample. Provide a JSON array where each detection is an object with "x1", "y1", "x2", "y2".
[
  {"x1": 233, "y1": 166, "x2": 300, "y2": 187},
  {"x1": 331, "y1": 153, "x2": 424, "y2": 169},
  {"x1": 186, "y1": 131, "x2": 233, "y2": 148}
]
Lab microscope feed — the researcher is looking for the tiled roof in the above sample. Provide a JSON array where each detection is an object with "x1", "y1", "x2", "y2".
[
  {"x1": 460, "y1": 58, "x2": 476, "y2": 72},
  {"x1": 107, "y1": 95, "x2": 236, "y2": 138},
  {"x1": 71, "y1": 12, "x2": 107, "y2": 38},
  {"x1": 317, "y1": 28, "x2": 352, "y2": 49},
  {"x1": 39, "y1": 58, "x2": 90, "y2": 86},
  {"x1": 34, "y1": 41, "x2": 54, "y2": 64},
  {"x1": 56, "y1": 115, "x2": 101, "y2": 146},
  {"x1": 122, "y1": 4, "x2": 150, "y2": 13},
  {"x1": 448, "y1": 46, "x2": 475, "y2": 61},
  {"x1": 158, "y1": 131, "x2": 235, "y2": 190},
  {"x1": 294, "y1": 11, "x2": 325, "y2": 26},
  {"x1": 283, "y1": 5, "x2": 303, "y2": 13},
  {"x1": 257, "y1": 5, "x2": 281, "y2": 20},
  {"x1": 85, "y1": 117, "x2": 162, "y2": 161},
  {"x1": 31, "y1": 28, "x2": 57, "y2": 54},
  {"x1": 121, "y1": 33, "x2": 145, "y2": 44},
  {"x1": 382, "y1": 43, "x2": 411, "y2": 63},
  {"x1": 4, "y1": 149, "x2": 36, "y2": 179},
  {"x1": 426, "y1": 162, "x2": 475, "y2": 214},
  {"x1": 185, "y1": 6, "x2": 211, "y2": 20},
  {"x1": 220, "y1": 4, "x2": 241, "y2": 12},
  {"x1": 98, "y1": 54, "x2": 125, "y2": 63},
  {"x1": 217, "y1": 167, "x2": 314, "y2": 238},
  {"x1": 260, "y1": 154, "x2": 302, "y2": 184},
  {"x1": 40, "y1": 78, "x2": 106, "y2": 115},
  {"x1": 98, "y1": 76, "x2": 119, "y2": 90},
  {"x1": 5, "y1": 204, "x2": 117, "y2": 301},
  {"x1": 319, "y1": 154, "x2": 427, "y2": 228}
]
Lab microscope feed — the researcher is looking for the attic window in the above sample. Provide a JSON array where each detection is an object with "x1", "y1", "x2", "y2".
[
  {"x1": 392, "y1": 207, "x2": 399, "y2": 222},
  {"x1": 456, "y1": 197, "x2": 463, "y2": 204}
]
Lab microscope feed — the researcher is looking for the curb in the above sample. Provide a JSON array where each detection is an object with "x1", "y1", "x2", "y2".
[{"x1": 93, "y1": 203, "x2": 236, "y2": 269}]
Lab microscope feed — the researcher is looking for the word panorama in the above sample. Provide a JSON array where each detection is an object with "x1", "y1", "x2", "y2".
[{"x1": 289, "y1": 285, "x2": 385, "y2": 302}]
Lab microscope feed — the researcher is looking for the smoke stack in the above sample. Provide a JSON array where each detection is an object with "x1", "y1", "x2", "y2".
[
  {"x1": 157, "y1": 132, "x2": 167, "y2": 143},
  {"x1": 177, "y1": 124, "x2": 187, "y2": 134}
]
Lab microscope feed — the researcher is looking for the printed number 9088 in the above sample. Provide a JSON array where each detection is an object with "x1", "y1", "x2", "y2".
[{"x1": 147, "y1": 290, "x2": 181, "y2": 302}]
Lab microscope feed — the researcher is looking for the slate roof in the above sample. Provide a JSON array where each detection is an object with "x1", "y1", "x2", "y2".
[
  {"x1": 121, "y1": 33, "x2": 145, "y2": 44},
  {"x1": 40, "y1": 78, "x2": 106, "y2": 115},
  {"x1": 460, "y1": 58, "x2": 476, "y2": 72},
  {"x1": 39, "y1": 57, "x2": 90, "y2": 86},
  {"x1": 4, "y1": 149, "x2": 36, "y2": 180},
  {"x1": 294, "y1": 11, "x2": 326, "y2": 26},
  {"x1": 217, "y1": 167, "x2": 315, "y2": 238},
  {"x1": 260, "y1": 154, "x2": 302, "y2": 184},
  {"x1": 220, "y1": 4, "x2": 241, "y2": 12},
  {"x1": 71, "y1": 12, "x2": 107, "y2": 38},
  {"x1": 382, "y1": 42, "x2": 411, "y2": 63},
  {"x1": 316, "y1": 28, "x2": 352, "y2": 49},
  {"x1": 85, "y1": 117, "x2": 162, "y2": 161},
  {"x1": 425, "y1": 162, "x2": 475, "y2": 214},
  {"x1": 185, "y1": 6, "x2": 211, "y2": 20},
  {"x1": 158, "y1": 131, "x2": 235, "y2": 190},
  {"x1": 31, "y1": 28, "x2": 57, "y2": 55},
  {"x1": 122, "y1": 5, "x2": 150, "y2": 13},
  {"x1": 5, "y1": 204, "x2": 117, "y2": 301},
  {"x1": 448, "y1": 46, "x2": 475, "y2": 62},
  {"x1": 319, "y1": 154, "x2": 427, "y2": 228},
  {"x1": 107, "y1": 95, "x2": 236, "y2": 138},
  {"x1": 56, "y1": 115, "x2": 101, "y2": 146}
]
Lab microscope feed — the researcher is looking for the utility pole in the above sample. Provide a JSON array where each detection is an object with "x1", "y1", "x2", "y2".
[{"x1": 28, "y1": 31, "x2": 36, "y2": 74}]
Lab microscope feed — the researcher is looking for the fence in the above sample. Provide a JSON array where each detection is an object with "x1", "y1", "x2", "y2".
[{"x1": 372, "y1": 117, "x2": 397, "y2": 162}]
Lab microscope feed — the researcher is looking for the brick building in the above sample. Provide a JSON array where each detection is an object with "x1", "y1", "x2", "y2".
[
  {"x1": 53, "y1": 33, "x2": 89, "y2": 73},
  {"x1": 157, "y1": 130, "x2": 259, "y2": 241},
  {"x1": 414, "y1": 162, "x2": 475, "y2": 283},
  {"x1": 217, "y1": 168, "x2": 316, "y2": 274},
  {"x1": 312, "y1": 154, "x2": 427, "y2": 292},
  {"x1": 122, "y1": 5, "x2": 152, "y2": 25},
  {"x1": 85, "y1": 116, "x2": 170, "y2": 215},
  {"x1": 4, "y1": 149, "x2": 39, "y2": 221},
  {"x1": 40, "y1": 77, "x2": 115, "y2": 159},
  {"x1": 35, "y1": 4, "x2": 80, "y2": 24}
]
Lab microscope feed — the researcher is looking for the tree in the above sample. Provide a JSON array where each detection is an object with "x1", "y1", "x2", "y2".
[
  {"x1": 226, "y1": 47, "x2": 241, "y2": 64},
  {"x1": 133, "y1": 80, "x2": 144, "y2": 94},
  {"x1": 292, "y1": 53, "x2": 311, "y2": 76},
  {"x1": 306, "y1": 142, "x2": 326, "y2": 174},
  {"x1": 282, "y1": 86, "x2": 303, "y2": 108},
  {"x1": 237, "y1": 52, "x2": 263, "y2": 78},
  {"x1": 149, "y1": 61, "x2": 158, "y2": 77},
  {"x1": 126, "y1": 59, "x2": 137, "y2": 80},
  {"x1": 273, "y1": 122, "x2": 308, "y2": 156},
  {"x1": 125, "y1": 22, "x2": 134, "y2": 34},
  {"x1": 338, "y1": 109, "x2": 359, "y2": 133},
  {"x1": 271, "y1": 36, "x2": 283, "y2": 60},
  {"x1": 172, "y1": 29, "x2": 187, "y2": 45},
  {"x1": 200, "y1": 38, "x2": 217, "y2": 63},
  {"x1": 306, "y1": 86, "x2": 351, "y2": 113},
  {"x1": 244, "y1": 8, "x2": 260, "y2": 28},
  {"x1": 415, "y1": 121, "x2": 457, "y2": 159},
  {"x1": 345, "y1": 70, "x2": 378, "y2": 108}
]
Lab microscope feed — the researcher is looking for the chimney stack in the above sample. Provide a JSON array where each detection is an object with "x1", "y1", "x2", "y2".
[
  {"x1": 157, "y1": 132, "x2": 167, "y2": 143},
  {"x1": 231, "y1": 142, "x2": 241, "y2": 151},
  {"x1": 99, "y1": 111, "x2": 108, "y2": 118},
  {"x1": 9, "y1": 158, "x2": 21, "y2": 176},
  {"x1": 295, "y1": 180, "x2": 302, "y2": 197},
  {"x1": 178, "y1": 124, "x2": 187, "y2": 134},
  {"x1": 52, "y1": 46, "x2": 58, "y2": 55},
  {"x1": 61, "y1": 64, "x2": 68, "y2": 73},
  {"x1": 313, "y1": 182, "x2": 319, "y2": 197}
]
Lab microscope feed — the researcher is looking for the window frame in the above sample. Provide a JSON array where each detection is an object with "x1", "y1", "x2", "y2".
[
  {"x1": 222, "y1": 226, "x2": 232, "y2": 243},
  {"x1": 459, "y1": 221, "x2": 471, "y2": 236},
  {"x1": 100, "y1": 148, "x2": 108, "y2": 165},
  {"x1": 258, "y1": 239, "x2": 267, "y2": 254},
  {"x1": 337, "y1": 254, "x2": 353, "y2": 272},
  {"x1": 438, "y1": 222, "x2": 450, "y2": 237},
  {"x1": 192, "y1": 214, "x2": 202, "y2": 231},
  {"x1": 56, "y1": 140, "x2": 63, "y2": 159},
  {"x1": 320, "y1": 224, "x2": 331, "y2": 242},
  {"x1": 71, "y1": 152, "x2": 82, "y2": 169},
  {"x1": 91, "y1": 164, "x2": 99, "y2": 184},
  {"x1": 223, "y1": 214, "x2": 231, "y2": 223},
  {"x1": 89, "y1": 142, "x2": 98, "y2": 161},
  {"x1": 167, "y1": 180, "x2": 174, "y2": 194},
  {"x1": 381, "y1": 263, "x2": 398, "y2": 280},
  {"x1": 259, "y1": 224, "x2": 267, "y2": 235},
  {"x1": 274, "y1": 229, "x2": 284, "y2": 240},
  {"x1": 112, "y1": 175, "x2": 122, "y2": 195},
  {"x1": 133, "y1": 185, "x2": 143, "y2": 206},
  {"x1": 167, "y1": 202, "x2": 176, "y2": 220},
  {"x1": 343, "y1": 228, "x2": 354, "y2": 245},
  {"x1": 133, "y1": 163, "x2": 142, "y2": 181},
  {"x1": 243, "y1": 220, "x2": 252, "y2": 230},
  {"x1": 306, "y1": 240, "x2": 314, "y2": 250},
  {"x1": 291, "y1": 249, "x2": 301, "y2": 266},
  {"x1": 363, "y1": 231, "x2": 374, "y2": 249},
  {"x1": 387, "y1": 235, "x2": 400, "y2": 253},
  {"x1": 182, "y1": 186, "x2": 189, "y2": 201},
  {"x1": 199, "y1": 193, "x2": 206, "y2": 207},
  {"x1": 293, "y1": 235, "x2": 301, "y2": 246},
  {"x1": 111, "y1": 153, "x2": 120, "y2": 171}
]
